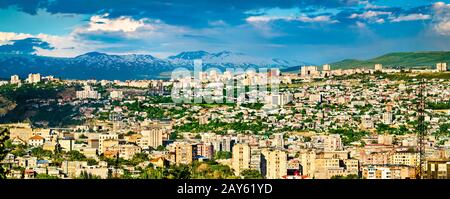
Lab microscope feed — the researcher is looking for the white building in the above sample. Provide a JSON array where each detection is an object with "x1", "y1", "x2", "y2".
[
  {"x1": 436, "y1": 63, "x2": 447, "y2": 72},
  {"x1": 10, "y1": 75, "x2": 20, "y2": 84},
  {"x1": 26, "y1": 73, "x2": 41, "y2": 84},
  {"x1": 382, "y1": 112, "x2": 393, "y2": 125},
  {"x1": 110, "y1": 90, "x2": 124, "y2": 100},
  {"x1": 76, "y1": 85, "x2": 101, "y2": 99},
  {"x1": 375, "y1": 64, "x2": 383, "y2": 71}
]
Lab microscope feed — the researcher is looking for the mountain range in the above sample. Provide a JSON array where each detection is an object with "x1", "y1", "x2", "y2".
[
  {"x1": 280, "y1": 51, "x2": 450, "y2": 73},
  {"x1": 1, "y1": 51, "x2": 449, "y2": 80},
  {"x1": 0, "y1": 51, "x2": 308, "y2": 80}
]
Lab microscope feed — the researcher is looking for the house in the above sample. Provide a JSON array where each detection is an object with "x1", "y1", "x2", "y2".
[{"x1": 29, "y1": 135, "x2": 45, "y2": 147}]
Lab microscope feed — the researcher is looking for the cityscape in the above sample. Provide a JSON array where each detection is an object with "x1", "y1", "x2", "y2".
[
  {"x1": 0, "y1": 62, "x2": 449, "y2": 179},
  {"x1": 0, "y1": 0, "x2": 450, "y2": 182}
]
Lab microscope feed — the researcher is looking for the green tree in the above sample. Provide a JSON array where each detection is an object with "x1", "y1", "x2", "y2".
[
  {"x1": 66, "y1": 150, "x2": 87, "y2": 161},
  {"x1": 0, "y1": 128, "x2": 10, "y2": 179},
  {"x1": 35, "y1": 173, "x2": 60, "y2": 179},
  {"x1": 240, "y1": 169, "x2": 264, "y2": 179},
  {"x1": 86, "y1": 158, "x2": 98, "y2": 166},
  {"x1": 214, "y1": 151, "x2": 232, "y2": 159}
]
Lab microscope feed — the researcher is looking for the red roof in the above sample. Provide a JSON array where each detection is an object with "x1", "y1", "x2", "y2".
[{"x1": 29, "y1": 135, "x2": 44, "y2": 140}]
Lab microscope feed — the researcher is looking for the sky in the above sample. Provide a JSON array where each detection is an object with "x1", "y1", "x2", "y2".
[{"x1": 1, "y1": 0, "x2": 450, "y2": 64}]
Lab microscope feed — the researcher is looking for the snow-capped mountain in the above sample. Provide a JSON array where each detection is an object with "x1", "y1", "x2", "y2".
[
  {"x1": 168, "y1": 50, "x2": 307, "y2": 68},
  {"x1": 0, "y1": 51, "x2": 309, "y2": 80}
]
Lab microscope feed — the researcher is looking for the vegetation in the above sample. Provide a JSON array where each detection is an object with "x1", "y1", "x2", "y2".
[
  {"x1": 428, "y1": 100, "x2": 450, "y2": 110},
  {"x1": 0, "y1": 83, "x2": 82, "y2": 127},
  {"x1": 0, "y1": 128, "x2": 10, "y2": 179},
  {"x1": 240, "y1": 169, "x2": 264, "y2": 179},
  {"x1": 214, "y1": 151, "x2": 232, "y2": 159},
  {"x1": 330, "y1": 174, "x2": 361, "y2": 179},
  {"x1": 77, "y1": 171, "x2": 101, "y2": 179},
  {"x1": 329, "y1": 128, "x2": 369, "y2": 145},
  {"x1": 139, "y1": 160, "x2": 236, "y2": 179},
  {"x1": 174, "y1": 119, "x2": 268, "y2": 134},
  {"x1": 35, "y1": 173, "x2": 60, "y2": 179},
  {"x1": 331, "y1": 51, "x2": 450, "y2": 69}
]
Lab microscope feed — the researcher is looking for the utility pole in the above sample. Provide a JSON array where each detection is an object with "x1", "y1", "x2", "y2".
[{"x1": 415, "y1": 78, "x2": 426, "y2": 179}]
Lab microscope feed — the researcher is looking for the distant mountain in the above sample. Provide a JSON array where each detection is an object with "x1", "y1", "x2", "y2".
[
  {"x1": 168, "y1": 50, "x2": 307, "y2": 68},
  {"x1": 330, "y1": 51, "x2": 450, "y2": 69},
  {"x1": 0, "y1": 51, "x2": 307, "y2": 80}
]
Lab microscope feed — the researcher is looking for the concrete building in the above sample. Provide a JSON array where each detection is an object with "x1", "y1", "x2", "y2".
[
  {"x1": 76, "y1": 85, "x2": 101, "y2": 99},
  {"x1": 425, "y1": 160, "x2": 450, "y2": 179},
  {"x1": 110, "y1": 90, "x2": 124, "y2": 100},
  {"x1": 301, "y1": 66, "x2": 320, "y2": 77},
  {"x1": 382, "y1": 112, "x2": 393, "y2": 125},
  {"x1": 232, "y1": 143, "x2": 251, "y2": 176},
  {"x1": 140, "y1": 129, "x2": 163, "y2": 149},
  {"x1": 26, "y1": 73, "x2": 41, "y2": 84},
  {"x1": 175, "y1": 143, "x2": 197, "y2": 165},
  {"x1": 436, "y1": 63, "x2": 448, "y2": 72},
  {"x1": 262, "y1": 149, "x2": 287, "y2": 179},
  {"x1": 10, "y1": 75, "x2": 20, "y2": 84},
  {"x1": 375, "y1": 64, "x2": 383, "y2": 71},
  {"x1": 99, "y1": 133, "x2": 119, "y2": 153}
]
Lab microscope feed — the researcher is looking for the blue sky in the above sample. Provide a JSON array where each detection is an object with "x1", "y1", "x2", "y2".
[{"x1": 1, "y1": 0, "x2": 450, "y2": 64}]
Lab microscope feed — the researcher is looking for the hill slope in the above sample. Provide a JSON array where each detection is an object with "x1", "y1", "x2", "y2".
[{"x1": 331, "y1": 51, "x2": 450, "y2": 69}]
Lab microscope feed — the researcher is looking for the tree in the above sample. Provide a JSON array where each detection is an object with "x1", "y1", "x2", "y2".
[
  {"x1": 0, "y1": 128, "x2": 10, "y2": 179},
  {"x1": 240, "y1": 169, "x2": 264, "y2": 179},
  {"x1": 87, "y1": 158, "x2": 98, "y2": 166},
  {"x1": 77, "y1": 171, "x2": 101, "y2": 179},
  {"x1": 156, "y1": 145, "x2": 166, "y2": 151},
  {"x1": 129, "y1": 153, "x2": 149, "y2": 166},
  {"x1": 66, "y1": 150, "x2": 87, "y2": 161},
  {"x1": 331, "y1": 174, "x2": 361, "y2": 179},
  {"x1": 214, "y1": 151, "x2": 232, "y2": 159},
  {"x1": 35, "y1": 173, "x2": 60, "y2": 179}
]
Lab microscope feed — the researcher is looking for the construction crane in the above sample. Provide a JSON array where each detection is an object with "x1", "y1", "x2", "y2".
[{"x1": 415, "y1": 78, "x2": 426, "y2": 179}]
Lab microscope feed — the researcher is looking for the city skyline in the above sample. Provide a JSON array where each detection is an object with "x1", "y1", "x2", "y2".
[{"x1": 1, "y1": 0, "x2": 450, "y2": 64}]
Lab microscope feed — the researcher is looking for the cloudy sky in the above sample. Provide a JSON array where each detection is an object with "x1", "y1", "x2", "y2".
[{"x1": 1, "y1": 0, "x2": 450, "y2": 64}]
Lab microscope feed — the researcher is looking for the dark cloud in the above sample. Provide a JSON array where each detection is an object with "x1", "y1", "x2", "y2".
[
  {"x1": 0, "y1": 0, "x2": 363, "y2": 27},
  {"x1": 0, "y1": 38, "x2": 54, "y2": 54}
]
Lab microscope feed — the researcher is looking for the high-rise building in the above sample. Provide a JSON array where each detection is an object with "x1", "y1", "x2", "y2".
[
  {"x1": 436, "y1": 63, "x2": 448, "y2": 72},
  {"x1": 272, "y1": 133, "x2": 284, "y2": 149},
  {"x1": 10, "y1": 75, "x2": 20, "y2": 84},
  {"x1": 232, "y1": 143, "x2": 251, "y2": 176},
  {"x1": 375, "y1": 64, "x2": 383, "y2": 71},
  {"x1": 249, "y1": 145, "x2": 261, "y2": 172},
  {"x1": 262, "y1": 149, "x2": 287, "y2": 179},
  {"x1": 382, "y1": 112, "x2": 393, "y2": 125},
  {"x1": 197, "y1": 143, "x2": 214, "y2": 160},
  {"x1": 140, "y1": 129, "x2": 163, "y2": 149},
  {"x1": 26, "y1": 73, "x2": 41, "y2": 84},
  {"x1": 175, "y1": 143, "x2": 197, "y2": 165},
  {"x1": 324, "y1": 134, "x2": 343, "y2": 151}
]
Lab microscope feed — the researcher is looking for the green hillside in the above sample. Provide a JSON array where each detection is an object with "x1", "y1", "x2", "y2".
[{"x1": 330, "y1": 51, "x2": 450, "y2": 69}]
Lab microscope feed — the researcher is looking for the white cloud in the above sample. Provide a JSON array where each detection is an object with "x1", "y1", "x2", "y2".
[
  {"x1": 391, "y1": 13, "x2": 431, "y2": 22},
  {"x1": 0, "y1": 32, "x2": 33, "y2": 45},
  {"x1": 349, "y1": 11, "x2": 391, "y2": 19},
  {"x1": 375, "y1": 18, "x2": 385, "y2": 24},
  {"x1": 86, "y1": 14, "x2": 145, "y2": 32},
  {"x1": 432, "y1": 2, "x2": 450, "y2": 35},
  {"x1": 246, "y1": 15, "x2": 338, "y2": 23}
]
